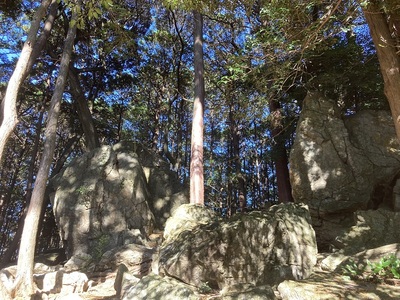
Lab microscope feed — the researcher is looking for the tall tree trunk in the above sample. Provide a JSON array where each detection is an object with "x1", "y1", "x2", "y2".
[
  {"x1": 0, "y1": 106, "x2": 44, "y2": 268},
  {"x1": 269, "y1": 99, "x2": 293, "y2": 203},
  {"x1": 227, "y1": 134, "x2": 234, "y2": 216},
  {"x1": 190, "y1": 10, "x2": 205, "y2": 205},
  {"x1": 0, "y1": 0, "x2": 56, "y2": 163},
  {"x1": 229, "y1": 104, "x2": 246, "y2": 211},
  {"x1": 68, "y1": 66, "x2": 100, "y2": 151},
  {"x1": 361, "y1": 1, "x2": 400, "y2": 140},
  {"x1": 25, "y1": 0, "x2": 59, "y2": 77},
  {"x1": 12, "y1": 2, "x2": 79, "y2": 297},
  {"x1": 173, "y1": 10, "x2": 186, "y2": 172},
  {"x1": 0, "y1": 147, "x2": 26, "y2": 266}
]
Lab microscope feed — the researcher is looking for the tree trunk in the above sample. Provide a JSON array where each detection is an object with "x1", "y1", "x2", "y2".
[
  {"x1": 51, "y1": 135, "x2": 81, "y2": 176},
  {"x1": 0, "y1": 0, "x2": 55, "y2": 164},
  {"x1": 25, "y1": 0, "x2": 59, "y2": 76},
  {"x1": 269, "y1": 99, "x2": 293, "y2": 203},
  {"x1": 173, "y1": 11, "x2": 186, "y2": 173},
  {"x1": 190, "y1": 10, "x2": 205, "y2": 205},
  {"x1": 12, "y1": 2, "x2": 79, "y2": 296},
  {"x1": 229, "y1": 104, "x2": 246, "y2": 211},
  {"x1": 68, "y1": 66, "x2": 100, "y2": 151},
  {"x1": 361, "y1": 1, "x2": 400, "y2": 140},
  {"x1": 0, "y1": 147, "x2": 27, "y2": 267},
  {"x1": 0, "y1": 106, "x2": 44, "y2": 268}
]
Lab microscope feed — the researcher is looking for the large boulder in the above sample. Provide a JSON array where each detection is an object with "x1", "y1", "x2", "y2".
[
  {"x1": 121, "y1": 274, "x2": 199, "y2": 300},
  {"x1": 219, "y1": 284, "x2": 277, "y2": 300},
  {"x1": 158, "y1": 203, "x2": 317, "y2": 289},
  {"x1": 335, "y1": 209, "x2": 400, "y2": 255},
  {"x1": 113, "y1": 142, "x2": 189, "y2": 229},
  {"x1": 163, "y1": 203, "x2": 217, "y2": 242},
  {"x1": 289, "y1": 92, "x2": 400, "y2": 251},
  {"x1": 34, "y1": 270, "x2": 89, "y2": 294},
  {"x1": 96, "y1": 243, "x2": 156, "y2": 276},
  {"x1": 290, "y1": 91, "x2": 400, "y2": 215},
  {"x1": 119, "y1": 272, "x2": 277, "y2": 300},
  {"x1": 0, "y1": 263, "x2": 89, "y2": 297},
  {"x1": 50, "y1": 142, "x2": 187, "y2": 265}
]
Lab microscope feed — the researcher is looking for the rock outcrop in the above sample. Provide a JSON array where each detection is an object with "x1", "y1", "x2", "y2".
[
  {"x1": 121, "y1": 274, "x2": 199, "y2": 300},
  {"x1": 290, "y1": 91, "x2": 400, "y2": 215},
  {"x1": 121, "y1": 274, "x2": 278, "y2": 300},
  {"x1": 158, "y1": 203, "x2": 317, "y2": 289},
  {"x1": 49, "y1": 142, "x2": 188, "y2": 267},
  {"x1": 335, "y1": 209, "x2": 400, "y2": 255},
  {"x1": 96, "y1": 243, "x2": 156, "y2": 276},
  {"x1": 289, "y1": 91, "x2": 400, "y2": 251},
  {"x1": 0, "y1": 263, "x2": 89, "y2": 297}
]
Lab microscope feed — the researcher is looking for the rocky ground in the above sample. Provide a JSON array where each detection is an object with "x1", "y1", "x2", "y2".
[
  {"x1": 36, "y1": 263, "x2": 400, "y2": 300},
  {"x1": 28, "y1": 227, "x2": 400, "y2": 300},
  {"x1": 276, "y1": 270, "x2": 400, "y2": 300}
]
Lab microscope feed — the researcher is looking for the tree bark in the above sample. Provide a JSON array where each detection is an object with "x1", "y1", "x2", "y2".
[
  {"x1": 0, "y1": 0, "x2": 56, "y2": 164},
  {"x1": 25, "y1": 0, "x2": 59, "y2": 76},
  {"x1": 190, "y1": 10, "x2": 205, "y2": 205},
  {"x1": 12, "y1": 2, "x2": 79, "y2": 297},
  {"x1": 174, "y1": 10, "x2": 186, "y2": 173},
  {"x1": 229, "y1": 104, "x2": 246, "y2": 211},
  {"x1": 361, "y1": 1, "x2": 400, "y2": 140},
  {"x1": 0, "y1": 145, "x2": 27, "y2": 267},
  {"x1": 68, "y1": 66, "x2": 100, "y2": 151},
  {"x1": 0, "y1": 106, "x2": 44, "y2": 268},
  {"x1": 269, "y1": 99, "x2": 293, "y2": 203}
]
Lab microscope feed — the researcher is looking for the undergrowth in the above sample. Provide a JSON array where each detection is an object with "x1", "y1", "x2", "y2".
[{"x1": 342, "y1": 254, "x2": 400, "y2": 283}]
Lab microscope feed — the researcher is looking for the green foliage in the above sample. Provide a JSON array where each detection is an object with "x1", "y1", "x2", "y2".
[
  {"x1": 64, "y1": 0, "x2": 114, "y2": 29},
  {"x1": 92, "y1": 233, "x2": 110, "y2": 261},
  {"x1": 368, "y1": 254, "x2": 400, "y2": 280},
  {"x1": 341, "y1": 259, "x2": 367, "y2": 280},
  {"x1": 305, "y1": 36, "x2": 387, "y2": 112},
  {"x1": 76, "y1": 185, "x2": 95, "y2": 208},
  {"x1": 0, "y1": 0, "x2": 393, "y2": 265},
  {"x1": 198, "y1": 281, "x2": 213, "y2": 294},
  {"x1": 342, "y1": 254, "x2": 400, "y2": 282},
  {"x1": 163, "y1": 0, "x2": 220, "y2": 13},
  {"x1": 163, "y1": 0, "x2": 205, "y2": 11},
  {"x1": 162, "y1": 0, "x2": 250, "y2": 14}
]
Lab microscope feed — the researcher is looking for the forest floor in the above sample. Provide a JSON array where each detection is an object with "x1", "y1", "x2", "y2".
[
  {"x1": 37, "y1": 246, "x2": 400, "y2": 300},
  {"x1": 40, "y1": 269, "x2": 400, "y2": 300},
  {"x1": 275, "y1": 270, "x2": 400, "y2": 300}
]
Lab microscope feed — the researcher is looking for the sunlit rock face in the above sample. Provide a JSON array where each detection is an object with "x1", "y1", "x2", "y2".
[
  {"x1": 335, "y1": 209, "x2": 400, "y2": 255},
  {"x1": 290, "y1": 91, "x2": 400, "y2": 216},
  {"x1": 289, "y1": 91, "x2": 400, "y2": 251},
  {"x1": 159, "y1": 203, "x2": 317, "y2": 289},
  {"x1": 49, "y1": 142, "x2": 188, "y2": 267}
]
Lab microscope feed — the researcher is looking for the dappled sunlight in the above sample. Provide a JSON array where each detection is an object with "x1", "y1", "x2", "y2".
[
  {"x1": 299, "y1": 138, "x2": 330, "y2": 191},
  {"x1": 49, "y1": 144, "x2": 158, "y2": 268},
  {"x1": 335, "y1": 209, "x2": 400, "y2": 256},
  {"x1": 159, "y1": 203, "x2": 318, "y2": 290},
  {"x1": 290, "y1": 93, "x2": 400, "y2": 220},
  {"x1": 278, "y1": 270, "x2": 400, "y2": 299},
  {"x1": 123, "y1": 273, "x2": 198, "y2": 299}
]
